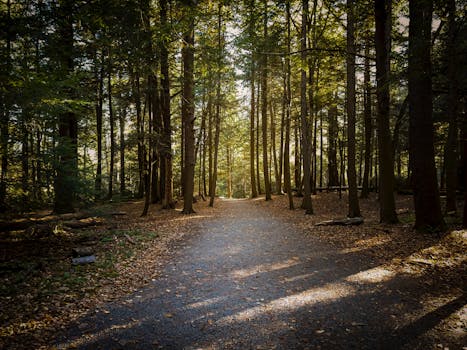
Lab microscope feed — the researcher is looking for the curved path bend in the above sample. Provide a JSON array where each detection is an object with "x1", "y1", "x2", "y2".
[{"x1": 58, "y1": 199, "x2": 452, "y2": 349}]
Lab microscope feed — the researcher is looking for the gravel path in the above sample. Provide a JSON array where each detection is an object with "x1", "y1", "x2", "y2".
[{"x1": 57, "y1": 199, "x2": 458, "y2": 349}]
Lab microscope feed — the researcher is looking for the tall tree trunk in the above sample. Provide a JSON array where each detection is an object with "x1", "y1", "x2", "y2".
[
  {"x1": 328, "y1": 105, "x2": 339, "y2": 187},
  {"x1": 285, "y1": 0, "x2": 294, "y2": 209},
  {"x1": 95, "y1": 52, "x2": 104, "y2": 199},
  {"x1": 270, "y1": 102, "x2": 280, "y2": 194},
  {"x1": 54, "y1": 0, "x2": 77, "y2": 214},
  {"x1": 361, "y1": 41, "x2": 372, "y2": 199},
  {"x1": 300, "y1": 0, "x2": 313, "y2": 213},
  {"x1": 160, "y1": 0, "x2": 174, "y2": 209},
  {"x1": 261, "y1": 0, "x2": 271, "y2": 201},
  {"x1": 107, "y1": 51, "x2": 115, "y2": 200},
  {"x1": 256, "y1": 82, "x2": 262, "y2": 195},
  {"x1": 209, "y1": 3, "x2": 222, "y2": 207},
  {"x1": 0, "y1": 0, "x2": 12, "y2": 211},
  {"x1": 375, "y1": 0, "x2": 397, "y2": 222},
  {"x1": 294, "y1": 114, "x2": 302, "y2": 195},
  {"x1": 444, "y1": 0, "x2": 459, "y2": 214},
  {"x1": 408, "y1": 0, "x2": 444, "y2": 231},
  {"x1": 346, "y1": 0, "x2": 360, "y2": 217},
  {"x1": 119, "y1": 109, "x2": 125, "y2": 194},
  {"x1": 182, "y1": 3, "x2": 196, "y2": 214},
  {"x1": 249, "y1": 0, "x2": 258, "y2": 198}
]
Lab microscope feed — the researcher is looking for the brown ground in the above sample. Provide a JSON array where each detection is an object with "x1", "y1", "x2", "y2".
[{"x1": 0, "y1": 193, "x2": 465, "y2": 349}]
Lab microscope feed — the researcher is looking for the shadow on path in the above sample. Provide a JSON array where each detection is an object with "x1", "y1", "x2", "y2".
[{"x1": 56, "y1": 199, "x2": 466, "y2": 349}]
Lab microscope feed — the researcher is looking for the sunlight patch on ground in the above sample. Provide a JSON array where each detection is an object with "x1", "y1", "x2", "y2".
[
  {"x1": 231, "y1": 258, "x2": 301, "y2": 279},
  {"x1": 186, "y1": 296, "x2": 226, "y2": 310},
  {"x1": 345, "y1": 266, "x2": 396, "y2": 284},
  {"x1": 340, "y1": 235, "x2": 391, "y2": 254},
  {"x1": 169, "y1": 215, "x2": 213, "y2": 222},
  {"x1": 281, "y1": 272, "x2": 318, "y2": 283},
  {"x1": 217, "y1": 282, "x2": 354, "y2": 325}
]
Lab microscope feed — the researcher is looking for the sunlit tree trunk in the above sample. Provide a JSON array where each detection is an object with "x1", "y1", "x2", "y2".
[
  {"x1": 261, "y1": 0, "x2": 271, "y2": 201},
  {"x1": 209, "y1": 3, "x2": 222, "y2": 207},
  {"x1": 285, "y1": 0, "x2": 294, "y2": 209},
  {"x1": 182, "y1": 2, "x2": 196, "y2": 214},
  {"x1": 249, "y1": 0, "x2": 258, "y2": 198}
]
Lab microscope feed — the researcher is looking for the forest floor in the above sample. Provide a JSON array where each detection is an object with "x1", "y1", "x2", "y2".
[{"x1": 0, "y1": 193, "x2": 465, "y2": 349}]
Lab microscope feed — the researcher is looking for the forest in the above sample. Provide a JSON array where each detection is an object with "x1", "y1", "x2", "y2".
[
  {"x1": 0, "y1": 0, "x2": 466, "y2": 349},
  {"x1": 0, "y1": 0, "x2": 466, "y2": 227}
]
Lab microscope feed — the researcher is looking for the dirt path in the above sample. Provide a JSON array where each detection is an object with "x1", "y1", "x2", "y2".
[{"x1": 57, "y1": 199, "x2": 465, "y2": 349}]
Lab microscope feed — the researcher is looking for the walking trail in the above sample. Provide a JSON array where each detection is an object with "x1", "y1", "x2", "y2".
[{"x1": 57, "y1": 199, "x2": 464, "y2": 349}]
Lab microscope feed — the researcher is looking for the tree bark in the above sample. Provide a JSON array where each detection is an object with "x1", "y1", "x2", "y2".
[
  {"x1": 160, "y1": 0, "x2": 174, "y2": 209},
  {"x1": 182, "y1": 3, "x2": 196, "y2": 214},
  {"x1": 375, "y1": 0, "x2": 397, "y2": 222},
  {"x1": 408, "y1": 0, "x2": 444, "y2": 231},
  {"x1": 346, "y1": 0, "x2": 360, "y2": 217},
  {"x1": 261, "y1": 0, "x2": 271, "y2": 201},
  {"x1": 328, "y1": 105, "x2": 339, "y2": 187},
  {"x1": 249, "y1": 0, "x2": 258, "y2": 198},
  {"x1": 444, "y1": 0, "x2": 459, "y2": 214},
  {"x1": 54, "y1": 0, "x2": 77, "y2": 214},
  {"x1": 361, "y1": 40, "x2": 372, "y2": 199},
  {"x1": 95, "y1": 51, "x2": 104, "y2": 200},
  {"x1": 285, "y1": 0, "x2": 294, "y2": 210},
  {"x1": 300, "y1": 0, "x2": 313, "y2": 213},
  {"x1": 107, "y1": 50, "x2": 115, "y2": 201},
  {"x1": 209, "y1": 3, "x2": 223, "y2": 208}
]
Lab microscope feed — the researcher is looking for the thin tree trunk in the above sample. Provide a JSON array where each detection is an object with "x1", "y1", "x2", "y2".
[
  {"x1": 285, "y1": 0, "x2": 294, "y2": 209},
  {"x1": 107, "y1": 51, "x2": 115, "y2": 201},
  {"x1": 256, "y1": 82, "x2": 262, "y2": 195},
  {"x1": 361, "y1": 40, "x2": 372, "y2": 199},
  {"x1": 95, "y1": 52, "x2": 104, "y2": 199},
  {"x1": 209, "y1": 4, "x2": 223, "y2": 207},
  {"x1": 261, "y1": 0, "x2": 271, "y2": 201},
  {"x1": 160, "y1": 0, "x2": 174, "y2": 209},
  {"x1": 444, "y1": 0, "x2": 459, "y2": 214},
  {"x1": 0, "y1": 0, "x2": 12, "y2": 211},
  {"x1": 300, "y1": 0, "x2": 313, "y2": 213},
  {"x1": 408, "y1": 0, "x2": 444, "y2": 231},
  {"x1": 182, "y1": 3, "x2": 196, "y2": 214},
  {"x1": 119, "y1": 108, "x2": 125, "y2": 194},
  {"x1": 270, "y1": 102, "x2": 280, "y2": 194},
  {"x1": 328, "y1": 105, "x2": 339, "y2": 187},
  {"x1": 346, "y1": 0, "x2": 360, "y2": 217},
  {"x1": 249, "y1": 0, "x2": 258, "y2": 198},
  {"x1": 375, "y1": 0, "x2": 397, "y2": 222}
]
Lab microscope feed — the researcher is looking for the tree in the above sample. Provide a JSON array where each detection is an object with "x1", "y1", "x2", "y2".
[
  {"x1": 300, "y1": 0, "x2": 313, "y2": 214},
  {"x1": 284, "y1": 0, "x2": 294, "y2": 210},
  {"x1": 360, "y1": 38, "x2": 372, "y2": 199},
  {"x1": 181, "y1": 1, "x2": 196, "y2": 214},
  {"x1": 53, "y1": 0, "x2": 78, "y2": 214},
  {"x1": 248, "y1": 0, "x2": 258, "y2": 199},
  {"x1": 408, "y1": 0, "x2": 444, "y2": 231},
  {"x1": 261, "y1": 0, "x2": 271, "y2": 201},
  {"x1": 346, "y1": 0, "x2": 360, "y2": 218},
  {"x1": 160, "y1": 0, "x2": 175, "y2": 209},
  {"x1": 374, "y1": 0, "x2": 397, "y2": 223}
]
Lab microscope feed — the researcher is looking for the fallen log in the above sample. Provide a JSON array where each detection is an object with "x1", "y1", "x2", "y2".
[
  {"x1": 315, "y1": 217, "x2": 364, "y2": 226},
  {"x1": 64, "y1": 218, "x2": 103, "y2": 229}
]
